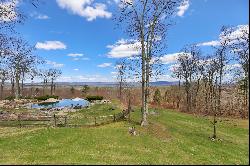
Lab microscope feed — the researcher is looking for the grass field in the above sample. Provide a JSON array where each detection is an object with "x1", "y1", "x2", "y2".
[{"x1": 0, "y1": 104, "x2": 249, "y2": 164}]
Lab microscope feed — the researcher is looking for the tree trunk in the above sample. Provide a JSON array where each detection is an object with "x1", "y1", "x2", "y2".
[
  {"x1": 177, "y1": 80, "x2": 181, "y2": 108},
  {"x1": 185, "y1": 80, "x2": 190, "y2": 112},
  {"x1": 43, "y1": 79, "x2": 45, "y2": 96},
  {"x1": 145, "y1": 55, "x2": 150, "y2": 115},
  {"x1": 0, "y1": 81, "x2": 3, "y2": 100},
  {"x1": 212, "y1": 116, "x2": 217, "y2": 139},
  {"x1": 15, "y1": 73, "x2": 20, "y2": 99},
  {"x1": 11, "y1": 78, "x2": 15, "y2": 96},
  {"x1": 53, "y1": 84, "x2": 56, "y2": 94},
  {"x1": 119, "y1": 81, "x2": 122, "y2": 100},
  {"x1": 21, "y1": 72, "x2": 24, "y2": 96},
  {"x1": 30, "y1": 78, "x2": 33, "y2": 97},
  {"x1": 50, "y1": 79, "x2": 54, "y2": 95},
  {"x1": 141, "y1": 40, "x2": 148, "y2": 126}
]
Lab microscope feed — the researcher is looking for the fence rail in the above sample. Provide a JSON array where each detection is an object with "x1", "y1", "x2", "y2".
[{"x1": 0, "y1": 110, "x2": 129, "y2": 128}]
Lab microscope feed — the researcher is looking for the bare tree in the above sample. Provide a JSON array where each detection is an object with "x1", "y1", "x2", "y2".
[
  {"x1": 28, "y1": 68, "x2": 39, "y2": 97},
  {"x1": 39, "y1": 69, "x2": 49, "y2": 96},
  {"x1": 198, "y1": 55, "x2": 221, "y2": 138},
  {"x1": 173, "y1": 45, "x2": 201, "y2": 112},
  {"x1": 0, "y1": 0, "x2": 39, "y2": 31},
  {"x1": 117, "y1": 0, "x2": 182, "y2": 126},
  {"x1": 230, "y1": 25, "x2": 249, "y2": 110},
  {"x1": 0, "y1": 64, "x2": 9, "y2": 99},
  {"x1": 47, "y1": 68, "x2": 62, "y2": 95},
  {"x1": 115, "y1": 60, "x2": 127, "y2": 100},
  {"x1": 7, "y1": 37, "x2": 38, "y2": 99},
  {"x1": 207, "y1": 26, "x2": 233, "y2": 116}
]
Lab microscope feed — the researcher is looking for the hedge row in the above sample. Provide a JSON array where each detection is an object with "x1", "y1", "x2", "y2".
[
  {"x1": 34, "y1": 95, "x2": 59, "y2": 101},
  {"x1": 86, "y1": 96, "x2": 103, "y2": 101}
]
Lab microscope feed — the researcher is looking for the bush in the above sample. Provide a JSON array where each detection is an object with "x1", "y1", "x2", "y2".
[
  {"x1": 153, "y1": 89, "x2": 162, "y2": 104},
  {"x1": 86, "y1": 95, "x2": 103, "y2": 101},
  {"x1": 34, "y1": 95, "x2": 59, "y2": 101},
  {"x1": 20, "y1": 96, "x2": 33, "y2": 99},
  {"x1": 5, "y1": 96, "x2": 15, "y2": 101}
]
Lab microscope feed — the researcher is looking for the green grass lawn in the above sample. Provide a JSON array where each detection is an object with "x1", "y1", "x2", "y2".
[{"x1": 0, "y1": 104, "x2": 248, "y2": 164}]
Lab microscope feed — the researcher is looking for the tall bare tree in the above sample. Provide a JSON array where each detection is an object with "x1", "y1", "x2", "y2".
[
  {"x1": 7, "y1": 37, "x2": 38, "y2": 99},
  {"x1": 117, "y1": 0, "x2": 182, "y2": 126},
  {"x1": 115, "y1": 60, "x2": 127, "y2": 100},
  {"x1": 173, "y1": 45, "x2": 201, "y2": 112},
  {"x1": 0, "y1": 65, "x2": 9, "y2": 99},
  {"x1": 230, "y1": 25, "x2": 249, "y2": 109},
  {"x1": 47, "y1": 68, "x2": 62, "y2": 95},
  {"x1": 213, "y1": 26, "x2": 234, "y2": 115}
]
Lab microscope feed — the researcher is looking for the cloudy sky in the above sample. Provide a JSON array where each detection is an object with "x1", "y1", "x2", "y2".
[{"x1": 15, "y1": 0, "x2": 249, "y2": 82}]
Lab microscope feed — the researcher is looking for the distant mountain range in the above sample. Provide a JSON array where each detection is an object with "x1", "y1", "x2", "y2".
[
  {"x1": 7, "y1": 81, "x2": 179, "y2": 87},
  {"x1": 53, "y1": 81, "x2": 179, "y2": 87}
]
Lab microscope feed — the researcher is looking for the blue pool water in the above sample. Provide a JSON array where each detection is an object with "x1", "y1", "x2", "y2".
[{"x1": 31, "y1": 98, "x2": 89, "y2": 109}]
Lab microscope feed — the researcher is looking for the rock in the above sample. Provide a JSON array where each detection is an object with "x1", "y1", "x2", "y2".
[
  {"x1": 128, "y1": 126, "x2": 137, "y2": 136},
  {"x1": 40, "y1": 98, "x2": 59, "y2": 104},
  {"x1": 9, "y1": 113, "x2": 18, "y2": 120},
  {"x1": 211, "y1": 138, "x2": 215, "y2": 141}
]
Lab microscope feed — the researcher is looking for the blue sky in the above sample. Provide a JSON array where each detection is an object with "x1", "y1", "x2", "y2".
[{"x1": 16, "y1": 0, "x2": 249, "y2": 82}]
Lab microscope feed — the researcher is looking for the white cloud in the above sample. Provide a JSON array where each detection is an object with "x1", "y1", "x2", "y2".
[
  {"x1": 59, "y1": 74, "x2": 113, "y2": 82},
  {"x1": 225, "y1": 63, "x2": 241, "y2": 71},
  {"x1": 36, "y1": 14, "x2": 50, "y2": 20},
  {"x1": 46, "y1": 60, "x2": 64, "y2": 68},
  {"x1": 72, "y1": 57, "x2": 90, "y2": 61},
  {"x1": 98, "y1": 63, "x2": 112, "y2": 68},
  {"x1": 68, "y1": 53, "x2": 83, "y2": 57},
  {"x1": 154, "y1": 74, "x2": 179, "y2": 82},
  {"x1": 36, "y1": 41, "x2": 66, "y2": 50},
  {"x1": 114, "y1": 64, "x2": 122, "y2": 69},
  {"x1": 30, "y1": 12, "x2": 50, "y2": 20},
  {"x1": 56, "y1": 0, "x2": 112, "y2": 21},
  {"x1": 107, "y1": 39, "x2": 141, "y2": 58},
  {"x1": 221, "y1": 24, "x2": 249, "y2": 41},
  {"x1": 127, "y1": 56, "x2": 140, "y2": 60},
  {"x1": 177, "y1": 0, "x2": 189, "y2": 17},
  {"x1": 168, "y1": 64, "x2": 180, "y2": 72},
  {"x1": 74, "y1": 68, "x2": 79, "y2": 71},
  {"x1": 159, "y1": 52, "x2": 184, "y2": 64},
  {"x1": 197, "y1": 24, "x2": 249, "y2": 47},
  {"x1": 197, "y1": 40, "x2": 220, "y2": 47}
]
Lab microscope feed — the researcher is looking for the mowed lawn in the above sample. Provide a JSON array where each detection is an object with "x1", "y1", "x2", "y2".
[{"x1": 0, "y1": 105, "x2": 249, "y2": 165}]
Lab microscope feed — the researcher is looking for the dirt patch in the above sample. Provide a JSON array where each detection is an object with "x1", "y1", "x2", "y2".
[
  {"x1": 224, "y1": 119, "x2": 249, "y2": 129},
  {"x1": 140, "y1": 122, "x2": 171, "y2": 141}
]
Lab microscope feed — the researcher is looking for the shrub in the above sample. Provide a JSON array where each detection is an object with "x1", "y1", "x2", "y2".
[
  {"x1": 20, "y1": 96, "x2": 33, "y2": 99},
  {"x1": 153, "y1": 89, "x2": 162, "y2": 104},
  {"x1": 86, "y1": 95, "x2": 103, "y2": 101},
  {"x1": 34, "y1": 95, "x2": 59, "y2": 101},
  {"x1": 70, "y1": 86, "x2": 75, "y2": 94},
  {"x1": 5, "y1": 96, "x2": 15, "y2": 101},
  {"x1": 82, "y1": 85, "x2": 90, "y2": 96}
]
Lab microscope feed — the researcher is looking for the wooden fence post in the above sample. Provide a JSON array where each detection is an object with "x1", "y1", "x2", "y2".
[
  {"x1": 64, "y1": 116, "x2": 67, "y2": 127},
  {"x1": 113, "y1": 114, "x2": 116, "y2": 122},
  {"x1": 94, "y1": 117, "x2": 97, "y2": 126},
  {"x1": 18, "y1": 115, "x2": 21, "y2": 128},
  {"x1": 54, "y1": 114, "x2": 56, "y2": 127}
]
